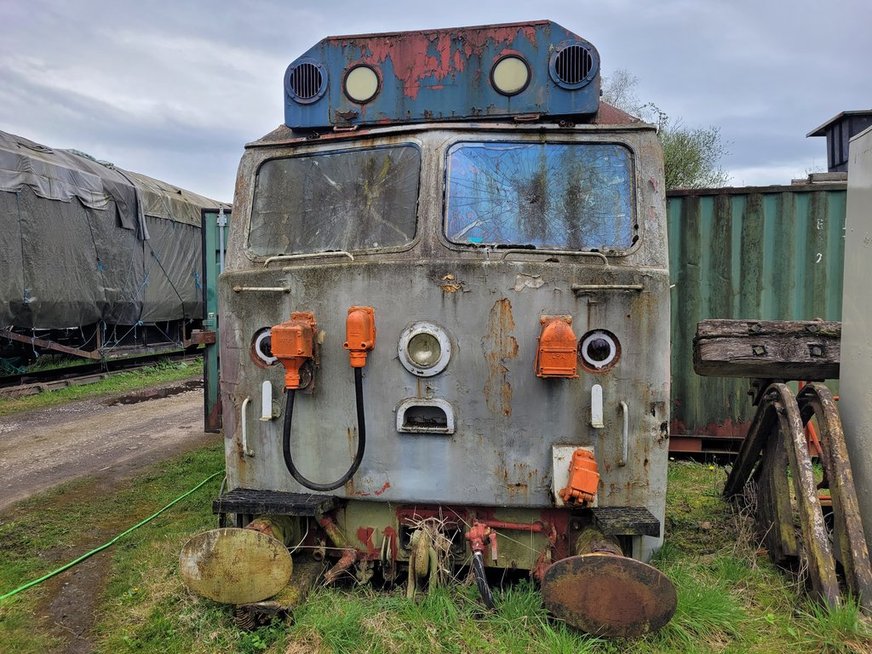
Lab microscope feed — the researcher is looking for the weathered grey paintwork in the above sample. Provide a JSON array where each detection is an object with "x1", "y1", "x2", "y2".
[
  {"x1": 219, "y1": 121, "x2": 669, "y2": 559},
  {"x1": 839, "y1": 125, "x2": 872, "y2": 549}
]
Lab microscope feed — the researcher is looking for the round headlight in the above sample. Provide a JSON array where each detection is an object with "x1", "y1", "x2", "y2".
[
  {"x1": 398, "y1": 322, "x2": 451, "y2": 377},
  {"x1": 407, "y1": 332, "x2": 441, "y2": 368},
  {"x1": 344, "y1": 65, "x2": 379, "y2": 104},
  {"x1": 579, "y1": 330, "x2": 620, "y2": 372},
  {"x1": 491, "y1": 55, "x2": 530, "y2": 96}
]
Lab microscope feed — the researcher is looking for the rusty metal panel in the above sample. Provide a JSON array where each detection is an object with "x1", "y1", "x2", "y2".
[
  {"x1": 668, "y1": 183, "x2": 846, "y2": 443},
  {"x1": 284, "y1": 21, "x2": 600, "y2": 130}
]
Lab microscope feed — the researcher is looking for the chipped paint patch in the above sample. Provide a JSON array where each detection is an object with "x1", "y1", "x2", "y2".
[
  {"x1": 513, "y1": 273, "x2": 545, "y2": 291},
  {"x1": 439, "y1": 273, "x2": 465, "y2": 293}
]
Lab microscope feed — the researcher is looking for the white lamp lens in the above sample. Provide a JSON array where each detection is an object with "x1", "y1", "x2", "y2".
[
  {"x1": 492, "y1": 56, "x2": 529, "y2": 96},
  {"x1": 345, "y1": 66, "x2": 379, "y2": 103}
]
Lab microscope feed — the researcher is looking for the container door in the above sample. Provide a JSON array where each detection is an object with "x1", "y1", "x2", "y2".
[{"x1": 201, "y1": 208, "x2": 230, "y2": 432}]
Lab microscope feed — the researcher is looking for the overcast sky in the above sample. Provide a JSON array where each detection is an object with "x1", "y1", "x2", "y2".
[{"x1": 2, "y1": 1, "x2": 869, "y2": 202}]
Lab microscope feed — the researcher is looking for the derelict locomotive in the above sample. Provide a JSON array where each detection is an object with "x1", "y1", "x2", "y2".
[{"x1": 182, "y1": 21, "x2": 676, "y2": 637}]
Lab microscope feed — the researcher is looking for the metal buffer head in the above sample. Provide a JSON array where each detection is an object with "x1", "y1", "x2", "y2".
[
  {"x1": 179, "y1": 527, "x2": 293, "y2": 605},
  {"x1": 541, "y1": 528, "x2": 677, "y2": 638}
]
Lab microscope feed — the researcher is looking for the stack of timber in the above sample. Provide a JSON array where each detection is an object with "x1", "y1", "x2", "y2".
[{"x1": 693, "y1": 319, "x2": 840, "y2": 381}]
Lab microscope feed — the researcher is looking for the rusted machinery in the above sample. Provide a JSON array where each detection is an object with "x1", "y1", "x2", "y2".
[
  {"x1": 695, "y1": 319, "x2": 872, "y2": 612},
  {"x1": 180, "y1": 20, "x2": 678, "y2": 638}
]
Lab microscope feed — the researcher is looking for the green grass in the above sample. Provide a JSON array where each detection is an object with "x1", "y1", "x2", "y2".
[
  {"x1": 0, "y1": 445, "x2": 224, "y2": 653},
  {"x1": 0, "y1": 357, "x2": 203, "y2": 416},
  {"x1": 1, "y1": 455, "x2": 870, "y2": 653}
]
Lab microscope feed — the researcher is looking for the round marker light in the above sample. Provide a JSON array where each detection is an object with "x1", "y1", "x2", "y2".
[
  {"x1": 344, "y1": 65, "x2": 379, "y2": 104},
  {"x1": 251, "y1": 328, "x2": 278, "y2": 367},
  {"x1": 579, "y1": 330, "x2": 620, "y2": 372},
  {"x1": 398, "y1": 322, "x2": 452, "y2": 377},
  {"x1": 491, "y1": 56, "x2": 530, "y2": 96}
]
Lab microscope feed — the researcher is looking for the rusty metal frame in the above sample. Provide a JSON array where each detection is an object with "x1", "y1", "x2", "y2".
[
  {"x1": 725, "y1": 382, "x2": 871, "y2": 611},
  {"x1": 0, "y1": 329, "x2": 103, "y2": 360},
  {"x1": 2, "y1": 324, "x2": 199, "y2": 365}
]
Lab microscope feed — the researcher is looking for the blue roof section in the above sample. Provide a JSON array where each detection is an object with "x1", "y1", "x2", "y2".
[{"x1": 283, "y1": 21, "x2": 600, "y2": 130}]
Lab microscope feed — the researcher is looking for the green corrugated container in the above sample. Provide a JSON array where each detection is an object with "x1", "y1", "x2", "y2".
[{"x1": 667, "y1": 182, "x2": 846, "y2": 452}]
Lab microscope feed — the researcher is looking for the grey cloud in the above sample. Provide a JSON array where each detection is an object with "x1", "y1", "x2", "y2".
[{"x1": 1, "y1": 0, "x2": 870, "y2": 199}]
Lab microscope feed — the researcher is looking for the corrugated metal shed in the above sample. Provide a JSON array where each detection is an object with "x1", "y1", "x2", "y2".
[
  {"x1": 668, "y1": 182, "x2": 846, "y2": 450},
  {"x1": 807, "y1": 110, "x2": 872, "y2": 173}
]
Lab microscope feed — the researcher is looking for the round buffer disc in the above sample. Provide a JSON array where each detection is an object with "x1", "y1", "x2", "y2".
[
  {"x1": 179, "y1": 528, "x2": 293, "y2": 605},
  {"x1": 541, "y1": 554, "x2": 677, "y2": 638}
]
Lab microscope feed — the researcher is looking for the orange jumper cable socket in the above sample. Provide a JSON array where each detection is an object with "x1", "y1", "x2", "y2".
[
  {"x1": 271, "y1": 312, "x2": 317, "y2": 390},
  {"x1": 343, "y1": 306, "x2": 376, "y2": 367}
]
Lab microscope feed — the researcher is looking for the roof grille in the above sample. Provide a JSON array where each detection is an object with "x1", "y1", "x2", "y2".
[
  {"x1": 553, "y1": 44, "x2": 593, "y2": 86},
  {"x1": 288, "y1": 62, "x2": 325, "y2": 103}
]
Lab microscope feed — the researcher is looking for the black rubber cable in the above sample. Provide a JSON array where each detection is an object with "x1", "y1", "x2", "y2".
[
  {"x1": 282, "y1": 366, "x2": 366, "y2": 492},
  {"x1": 472, "y1": 551, "x2": 495, "y2": 609}
]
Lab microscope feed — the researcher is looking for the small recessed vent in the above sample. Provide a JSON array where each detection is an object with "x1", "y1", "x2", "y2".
[
  {"x1": 552, "y1": 44, "x2": 594, "y2": 87},
  {"x1": 287, "y1": 61, "x2": 326, "y2": 103},
  {"x1": 396, "y1": 398, "x2": 455, "y2": 435}
]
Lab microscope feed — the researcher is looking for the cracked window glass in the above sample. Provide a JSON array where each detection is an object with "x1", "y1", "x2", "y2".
[
  {"x1": 445, "y1": 142, "x2": 635, "y2": 251},
  {"x1": 250, "y1": 145, "x2": 420, "y2": 255}
]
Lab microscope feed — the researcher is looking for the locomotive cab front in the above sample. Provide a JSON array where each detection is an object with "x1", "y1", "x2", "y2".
[{"x1": 183, "y1": 21, "x2": 675, "y2": 638}]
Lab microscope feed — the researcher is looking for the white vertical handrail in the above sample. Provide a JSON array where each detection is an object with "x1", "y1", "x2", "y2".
[{"x1": 240, "y1": 397, "x2": 254, "y2": 456}]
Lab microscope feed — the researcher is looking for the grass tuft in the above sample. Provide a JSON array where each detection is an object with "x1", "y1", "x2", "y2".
[{"x1": 795, "y1": 599, "x2": 872, "y2": 653}]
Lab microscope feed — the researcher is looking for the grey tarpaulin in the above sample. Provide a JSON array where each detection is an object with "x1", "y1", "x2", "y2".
[{"x1": 0, "y1": 130, "x2": 228, "y2": 329}]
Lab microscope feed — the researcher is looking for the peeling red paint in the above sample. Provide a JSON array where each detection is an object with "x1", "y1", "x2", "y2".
[
  {"x1": 374, "y1": 481, "x2": 391, "y2": 496},
  {"x1": 332, "y1": 24, "x2": 539, "y2": 100},
  {"x1": 351, "y1": 480, "x2": 391, "y2": 497},
  {"x1": 356, "y1": 526, "x2": 378, "y2": 557}
]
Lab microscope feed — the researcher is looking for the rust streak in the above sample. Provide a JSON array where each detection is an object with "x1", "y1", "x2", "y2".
[
  {"x1": 483, "y1": 298, "x2": 518, "y2": 417},
  {"x1": 374, "y1": 481, "x2": 391, "y2": 496}
]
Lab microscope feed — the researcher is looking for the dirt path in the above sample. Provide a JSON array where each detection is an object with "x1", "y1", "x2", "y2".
[{"x1": 0, "y1": 381, "x2": 219, "y2": 511}]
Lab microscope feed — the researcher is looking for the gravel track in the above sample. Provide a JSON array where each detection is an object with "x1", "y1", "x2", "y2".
[{"x1": 0, "y1": 382, "x2": 219, "y2": 511}]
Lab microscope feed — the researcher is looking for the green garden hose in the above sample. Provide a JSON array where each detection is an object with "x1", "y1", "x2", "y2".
[{"x1": 0, "y1": 470, "x2": 222, "y2": 603}]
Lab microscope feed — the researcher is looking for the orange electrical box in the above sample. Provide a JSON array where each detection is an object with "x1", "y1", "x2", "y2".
[
  {"x1": 343, "y1": 306, "x2": 376, "y2": 368},
  {"x1": 559, "y1": 449, "x2": 599, "y2": 505},
  {"x1": 535, "y1": 315, "x2": 578, "y2": 378},
  {"x1": 271, "y1": 312, "x2": 317, "y2": 389}
]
